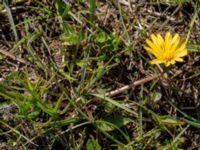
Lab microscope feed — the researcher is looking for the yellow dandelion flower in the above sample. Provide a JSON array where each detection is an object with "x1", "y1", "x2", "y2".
[{"x1": 144, "y1": 32, "x2": 188, "y2": 67}]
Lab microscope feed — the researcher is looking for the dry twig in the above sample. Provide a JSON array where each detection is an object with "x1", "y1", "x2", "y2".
[
  {"x1": 105, "y1": 74, "x2": 161, "y2": 97},
  {"x1": 75, "y1": 74, "x2": 161, "y2": 102}
]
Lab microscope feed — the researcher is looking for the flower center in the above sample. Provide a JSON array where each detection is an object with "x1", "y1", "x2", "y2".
[{"x1": 165, "y1": 55, "x2": 174, "y2": 62}]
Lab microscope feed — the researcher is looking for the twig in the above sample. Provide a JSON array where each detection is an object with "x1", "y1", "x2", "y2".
[
  {"x1": 0, "y1": 48, "x2": 30, "y2": 65},
  {"x1": 75, "y1": 74, "x2": 161, "y2": 102},
  {"x1": 105, "y1": 74, "x2": 161, "y2": 97}
]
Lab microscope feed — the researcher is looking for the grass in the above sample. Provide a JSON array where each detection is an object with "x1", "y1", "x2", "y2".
[{"x1": 0, "y1": 0, "x2": 200, "y2": 149}]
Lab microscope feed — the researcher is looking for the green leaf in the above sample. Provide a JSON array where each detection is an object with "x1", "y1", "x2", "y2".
[
  {"x1": 36, "y1": 101, "x2": 58, "y2": 117},
  {"x1": 151, "y1": 92, "x2": 162, "y2": 103},
  {"x1": 0, "y1": 84, "x2": 32, "y2": 116},
  {"x1": 61, "y1": 24, "x2": 86, "y2": 46},
  {"x1": 47, "y1": 118, "x2": 79, "y2": 128},
  {"x1": 89, "y1": 0, "x2": 96, "y2": 24},
  {"x1": 28, "y1": 109, "x2": 41, "y2": 119},
  {"x1": 103, "y1": 101, "x2": 116, "y2": 113},
  {"x1": 97, "y1": 116, "x2": 131, "y2": 131},
  {"x1": 95, "y1": 32, "x2": 107, "y2": 43},
  {"x1": 54, "y1": 0, "x2": 66, "y2": 15},
  {"x1": 86, "y1": 139, "x2": 101, "y2": 150},
  {"x1": 90, "y1": 93, "x2": 138, "y2": 117},
  {"x1": 154, "y1": 115, "x2": 185, "y2": 126}
]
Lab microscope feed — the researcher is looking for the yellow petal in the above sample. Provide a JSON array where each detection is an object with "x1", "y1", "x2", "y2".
[
  {"x1": 179, "y1": 38, "x2": 186, "y2": 46},
  {"x1": 175, "y1": 57, "x2": 183, "y2": 62},
  {"x1": 150, "y1": 59, "x2": 165, "y2": 64},
  {"x1": 165, "y1": 32, "x2": 172, "y2": 43},
  {"x1": 144, "y1": 46, "x2": 160, "y2": 57},
  {"x1": 177, "y1": 49, "x2": 188, "y2": 57},
  {"x1": 165, "y1": 32, "x2": 172, "y2": 51},
  {"x1": 176, "y1": 43, "x2": 186, "y2": 52},
  {"x1": 171, "y1": 37, "x2": 180, "y2": 52},
  {"x1": 146, "y1": 39, "x2": 157, "y2": 49},
  {"x1": 171, "y1": 34, "x2": 179, "y2": 44},
  {"x1": 170, "y1": 59, "x2": 176, "y2": 65},
  {"x1": 151, "y1": 34, "x2": 160, "y2": 47},
  {"x1": 165, "y1": 61, "x2": 171, "y2": 67},
  {"x1": 144, "y1": 46, "x2": 153, "y2": 53},
  {"x1": 145, "y1": 39, "x2": 162, "y2": 55},
  {"x1": 165, "y1": 32, "x2": 171, "y2": 41},
  {"x1": 156, "y1": 34, "x2": 164, "y2": 45}
]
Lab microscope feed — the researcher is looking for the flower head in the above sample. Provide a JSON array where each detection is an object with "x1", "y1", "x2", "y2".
[{"x1": 144, "y1": 32, "x2": 188, "y2": 66}]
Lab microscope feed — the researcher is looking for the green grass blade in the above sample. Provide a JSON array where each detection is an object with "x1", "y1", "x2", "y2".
[
  {"x1": 90, "y1": 93, "x2": 138, "y2": 117},
  {"x1": 89, "y1": 0, "x2": 96, "y2": 24},
  {"x1": 3, "y1": 0, "x2": 18, "y2": 41}
]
